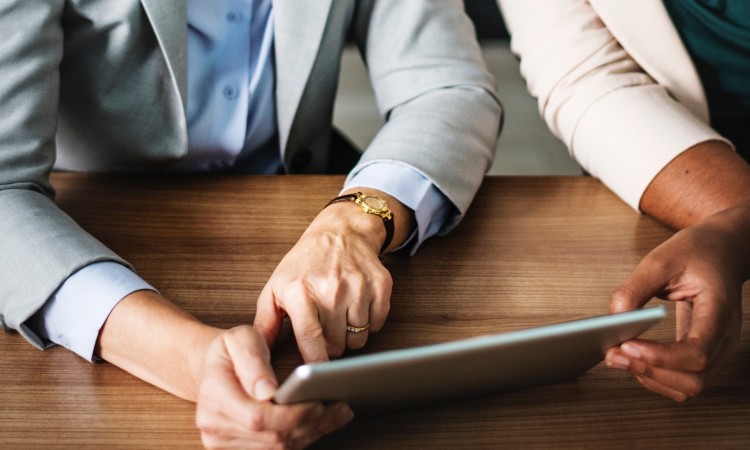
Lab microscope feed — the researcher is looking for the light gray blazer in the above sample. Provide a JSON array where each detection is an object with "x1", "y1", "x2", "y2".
[{"x1": 0, "y1": 0, "x2": 501, "y2": 347}]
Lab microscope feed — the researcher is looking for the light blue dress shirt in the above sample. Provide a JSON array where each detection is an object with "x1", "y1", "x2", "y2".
[{"x1": 30, "y1": 0, "x2": 451, "y2": 361}]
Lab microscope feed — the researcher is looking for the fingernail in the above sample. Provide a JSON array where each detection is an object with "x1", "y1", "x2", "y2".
[
  {"x1": 254, "y1": 378, "x2": 278, "y2": 400},
  {"x1": 620, "y1": 342, "x2": 642, "y2": 359},
  {"x1": 606, "y1": 353, "x2": 630, "y2": 370}
]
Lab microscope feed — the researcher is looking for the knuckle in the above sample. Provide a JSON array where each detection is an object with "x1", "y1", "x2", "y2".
[
  {"x1": 195, "y1": 410, "x2": 213, "y2": 432},
  {"x1": 377, "y1": 267, "x2": 393, "y2": 286},
  {"x1": 246, "y1": 409, "x2": 265, "y2": 431},
  {"x1": 691, "y1": 353, "x2": 710, "y2": 372},
  {"x1": 684, "y1": 340, "x2": 711, "y2": 372},
  {"x1": 372, "y1": 273, "x2": 392, "y2": 297},
  {"x1": 610, "y1": 284, "x2": 637, "y2": 306},
  {"x1": 284, "y1": 279, "x2": 313, "y2": 301},
  {"x1": 348, "y1": 278, "x2": 366, "y2": 298},
  {"x1": 200, "y1": 434, "x2": 222, "y2": 450},
  {"x1": 683, "y1": 376, "x2": 707, "y2": 398}
]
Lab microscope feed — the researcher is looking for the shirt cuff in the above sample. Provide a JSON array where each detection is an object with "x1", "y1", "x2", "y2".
[
  {"x1": 345, "y1": 162, "x2": 452, "y2": 255},
  {"x1": 26, "y1": 262, "x2": 155, "y2": 362}
]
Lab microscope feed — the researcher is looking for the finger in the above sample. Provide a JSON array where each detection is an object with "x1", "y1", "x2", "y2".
[
  {"x1": 247, "y1": 403, "x2": 331, "y2": 436},
  {"x1": 615, "y1": 339, "x2": 712, "y2": 373},
  {"x1": 253, "y1": 284, "x2": 285, "y2": 349},
  {"x1": 604, "y1": 347, "x2": 698, "y2": 402},
  {"x1": 318, "y1": 279, "x2": 348, "y2": 357},
  {"x1": 200, "y1": 411, "x2": 293, "y2": 444},
  {"x1": 607, "y1": 343, "x2": 718, "y2": 399},
  {"x1": 633, "y1": 372, "x2": 694, "y2": 403},
  {"x1": 250, "y1": 402, "x2": 329, "y2": 434},
  {"x1": 199, "y1": 330, "x2": 328, "y2": 431},
  {"x1": 345, "y1": 297, "x2": 370, "y2": 351},
  {"x1": 610, "y1": 256, "x2": 675, "y2": 313},
  {"x1": 223, "y1": 327, "x2": 278, "y2": 400},
  {"x1": 199, "y1": 383, "x2": 327, "y2": 436},
  {"x1": 680, "y1": 291, "x2": 738, "y2": 360},
  {"x1": 367, "y1": 267, "x2": 392, "y2": 333},
  {"x1": 632, "y1": 339, "x2": 735, "y2": 402},
  {"x1": 199, "y1": 339, "x2": 271, "y2": 425},
  {"x1": 288, "y1": 402, "x2": 354, "y2": 450},
  {"x1": 201, "y1": 432, "x2": 290, "y2": 450},
  {"x1": 341, "y1": 276, "x2": 369, "y2": 350},
  {"x1": 618, "y1": 301, "x2": 730, "y2": 372},
  {"x1": 283, "y1": 283, "x2": 329, "y2": 363}
]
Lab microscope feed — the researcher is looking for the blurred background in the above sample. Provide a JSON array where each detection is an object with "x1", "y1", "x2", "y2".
[{"x1": 333, "y1": 0, "x2": 582, "y2": 176}]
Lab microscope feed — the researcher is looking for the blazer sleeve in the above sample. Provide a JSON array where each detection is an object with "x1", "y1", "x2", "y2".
[
  {"x1": 347, "y1": 0, "x2": 502, "y2": 233},
  {"x1": 497, "y1": 0, "x2": 727, "y2": 210},
  {"x1": 0, "y1": 1, "x2": 128, "y2": 346}
]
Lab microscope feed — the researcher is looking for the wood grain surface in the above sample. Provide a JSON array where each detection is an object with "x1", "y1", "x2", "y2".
[{"x1": 1, "y1": 174, "x2": 748, "y2": 449}]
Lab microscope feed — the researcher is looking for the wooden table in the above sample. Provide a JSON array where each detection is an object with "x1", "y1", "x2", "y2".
[{"x1": 2, "y1": 174, "x2": 749, "y2": 449}]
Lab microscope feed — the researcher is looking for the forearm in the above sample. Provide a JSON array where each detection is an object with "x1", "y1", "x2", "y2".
[
  {"x1": 96, "y1": 290, "x2": 221, "y2": 401},
  {"x1": 640, "y1": 140, "x2": 750, "y2": 229}
]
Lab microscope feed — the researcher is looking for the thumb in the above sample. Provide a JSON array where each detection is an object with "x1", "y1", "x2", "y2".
[
  {"x1": 252, "y1": 284, "x2": 284, "y2": 350},
  {"x1": 610, "y1": 255, "x2": 672, "y2": 313},
  {"x1": 223, "y1": 326, "x2": 280, "y2": 401}
]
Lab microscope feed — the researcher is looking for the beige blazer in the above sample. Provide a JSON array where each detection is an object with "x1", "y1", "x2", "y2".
[
  {"x1": 0, "y1": 0, "x2": 501, "y2": 347},
  {"x1": 498, "y1": 0, "x2": 729, "y2": 209}
]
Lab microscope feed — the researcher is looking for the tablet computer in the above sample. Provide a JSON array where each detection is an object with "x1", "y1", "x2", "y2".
[{"x1": 273, "y1": 306, "x2": 665, "y2": 410}]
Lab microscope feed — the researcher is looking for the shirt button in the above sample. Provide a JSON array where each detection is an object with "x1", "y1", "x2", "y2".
[
  {"x1": 226, "y1": 10, "x2": 243, "y2": 23},
  {"x1": 223, "y1": 85, "x2": 239, "y2": 100}
]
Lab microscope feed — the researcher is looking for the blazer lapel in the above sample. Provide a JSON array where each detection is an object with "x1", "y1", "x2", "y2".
[
  {"x1": 140, "y1": 0, "x2": 188, "y2": 112},
  {"x1": 590, "y1": 0, "x2": 708, "y2": 120},
  {"x1": 273, "y1": 0, "x2": 334, "y2": 152}
]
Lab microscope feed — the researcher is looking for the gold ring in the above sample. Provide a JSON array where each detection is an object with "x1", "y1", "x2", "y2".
[{"x1": 346, "y1": 323, "x2": 370, "y2": 334}]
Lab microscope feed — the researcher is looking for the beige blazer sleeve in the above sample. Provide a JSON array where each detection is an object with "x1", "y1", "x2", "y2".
[{"x1": 497, "y1": 0, "x2": 728, "y2": 210}]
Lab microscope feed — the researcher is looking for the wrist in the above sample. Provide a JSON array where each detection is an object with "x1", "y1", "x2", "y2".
[
  {"x1": 310, "y1": 200, "x2": 387, "y2": 254},
  {"x1": 186, "y1": 325, "x2": 224, "y2": 401},
  {"x1": 705, "y1": 198, "x2": 750, "y2": 281},
  {"x1": 323, "y1": 192, "x2": 393, "y2": 253}
]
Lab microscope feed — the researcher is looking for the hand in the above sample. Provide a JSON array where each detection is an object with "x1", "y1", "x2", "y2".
[
  {"x1": 253, "y1": 193, "x2": 399, "y2": 362},
  {"x1": 604, "y1": 202, "x2": 750, "y2": 401},
  {"x1": 97, "y1": 292, "x2": 352, "y2": 449},
  {"x1": 195, "y1": 326, "x2": 353, "y2": 449}
]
